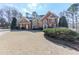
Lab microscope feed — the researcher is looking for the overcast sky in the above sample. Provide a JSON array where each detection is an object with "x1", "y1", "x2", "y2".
[{"x1": 0, "y1": 3, "x2": 72, "y2": 16}]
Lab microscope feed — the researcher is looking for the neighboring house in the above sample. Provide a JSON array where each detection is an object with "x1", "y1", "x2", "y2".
[
  {"x1": 41, "y1": 11, "x2": 58, "y2": 29},
  {"x1": 18, "y1": 11, "x2": 58, "y2": 30},
  {"x1": 32, "y1": 15, "x2": 44, "y2": 29},
  {"x1": 18, "y1": 17, "x2": 31, "y2": 30},
  {"x1": 32, "y1": 11, "x2": 39, "y2": 29}
]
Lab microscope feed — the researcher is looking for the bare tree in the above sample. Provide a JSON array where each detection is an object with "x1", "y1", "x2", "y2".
[
  {"x1": 3, "y1": 6, "x2": 22, "y2": 25},
  {"x1": 67, "y1": 3, "x2": 79, "y2": 28},
  {"x1": 5, "y1": 8, "x2": 11, "y2": 24},
  {"x1": 11, "y1": 8, "x2": 18, "y2": 17},
  {"x1": 0, "y1": 5, "x2": 23, "y2": 28},
  {"x1": 0, "y1": 9, "x2": 3, "y2": 17},
  {"x1": 17, "y1": 12, "x2": 22, "y2": 19}
]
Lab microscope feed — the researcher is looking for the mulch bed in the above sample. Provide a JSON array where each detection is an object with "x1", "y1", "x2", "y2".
[{"x1": 44, "y1": 35, "x2": 79, "y2": 51}]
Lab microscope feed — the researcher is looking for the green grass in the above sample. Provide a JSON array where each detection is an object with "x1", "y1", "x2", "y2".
[{"x1": 43, "y1": 28, "x2": 79, "y2": 42}]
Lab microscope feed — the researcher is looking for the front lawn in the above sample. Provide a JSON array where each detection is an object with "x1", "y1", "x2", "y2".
[{"x1": 43, "y1": 28, "x2": 79, "y2": 43}]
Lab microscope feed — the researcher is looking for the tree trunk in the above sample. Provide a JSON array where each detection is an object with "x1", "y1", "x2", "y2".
[{"x1": 72, "y1": 13, "x2": 75, "y2": 28}]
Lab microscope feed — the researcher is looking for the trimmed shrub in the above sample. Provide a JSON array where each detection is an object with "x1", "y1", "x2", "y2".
[{"x1": 43, "y1": 28, "x2": 79, "y2": 42}]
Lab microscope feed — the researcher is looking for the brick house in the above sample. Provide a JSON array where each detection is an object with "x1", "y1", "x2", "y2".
[
  {"x1": 41, "y1": 11, "x2": 58, "y2": 29},
  {"x1": 18, "y1": 17, "x2": 31, "y2": 30}
]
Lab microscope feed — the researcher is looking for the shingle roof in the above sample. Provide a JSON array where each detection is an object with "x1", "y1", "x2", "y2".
[
  {"x1": 17, "y1": 17, "x2": 31, "y2": 25},
  {"x1": 41, "y1": 11, "x2": 58, "y2": 20}
]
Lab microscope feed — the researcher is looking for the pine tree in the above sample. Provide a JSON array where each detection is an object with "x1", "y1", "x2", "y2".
[
  {"x1": 59, "y1": 16, "x2": 68, "y2": 27},
  {"x1": 11, "y1": 17, "x2": 17, "y2": 30}
]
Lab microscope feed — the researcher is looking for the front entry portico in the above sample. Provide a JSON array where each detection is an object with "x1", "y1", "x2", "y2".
[{"x1": 19, "y1": 23, "x2": 29, "y2": 30}]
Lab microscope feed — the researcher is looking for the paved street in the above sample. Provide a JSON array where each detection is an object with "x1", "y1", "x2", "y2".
[{"x1": 0, "y1": 31, "x2": 79, "y2": 54}]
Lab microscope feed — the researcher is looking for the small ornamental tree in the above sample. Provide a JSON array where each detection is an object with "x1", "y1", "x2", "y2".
[
  {"x1": 59, "y1": 16, "x2": 68, "y2": 28},
  {"x1": 11, "y1": 17, "x2": 17, "y2": 30}
]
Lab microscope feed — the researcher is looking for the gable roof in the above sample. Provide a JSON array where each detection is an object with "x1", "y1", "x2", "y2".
[
  {"x1": 41, "y1": 11, "x2": 58, "y2": 20},
  {"x1": 18, "y1": 17, "x2": 31, "y2": 24}
]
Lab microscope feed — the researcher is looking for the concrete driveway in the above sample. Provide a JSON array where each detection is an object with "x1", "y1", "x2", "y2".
[{"x1": 0, "y1": 31, "x2": 79, "y2": 55}]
